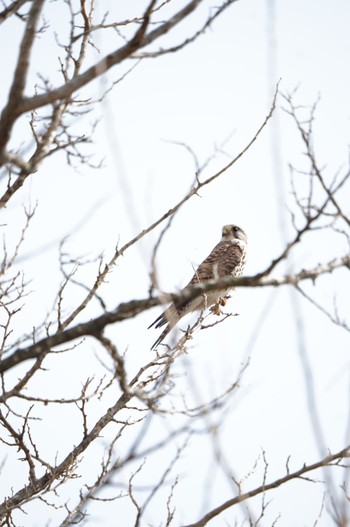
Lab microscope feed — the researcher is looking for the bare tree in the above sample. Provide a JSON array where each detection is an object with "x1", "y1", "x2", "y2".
[{"x1": 0, "y1": 1, "x2": 350, "y2": 526}]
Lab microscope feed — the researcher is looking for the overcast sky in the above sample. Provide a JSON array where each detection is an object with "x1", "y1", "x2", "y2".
[{"x1": 2, "y1": 0, "x2": 350, "y2": 525}]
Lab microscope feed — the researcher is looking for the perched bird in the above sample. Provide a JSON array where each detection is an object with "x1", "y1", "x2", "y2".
[{"x1": 149, "y1": 224, "x2": 247, "y2": 350}]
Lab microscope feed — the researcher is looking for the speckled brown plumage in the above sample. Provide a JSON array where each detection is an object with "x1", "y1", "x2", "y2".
[{"x1": 148, "y1": 225, "x2": 247, "y2": 350}]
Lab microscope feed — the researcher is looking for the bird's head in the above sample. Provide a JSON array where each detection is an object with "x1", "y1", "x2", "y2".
[{"x1": 222, "y1": 224, "x2": 247, "y2": 244}]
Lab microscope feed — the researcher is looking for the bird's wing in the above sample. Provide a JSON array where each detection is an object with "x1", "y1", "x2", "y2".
[
  {"x1": 148, "y1": 241, "x2": 244, "y2": 349},
  {"x1": 147, "y1": 243, "x2": 226, "y2": 334},
  {"x1": 174, "y1": 241, "x2": 243, "y2": 314},
  {"x1": 187, "y1": 241, "x2": 243, "y2": 286}
]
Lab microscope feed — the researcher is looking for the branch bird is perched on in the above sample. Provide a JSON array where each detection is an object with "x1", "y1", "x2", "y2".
[{"x1": 149, "y1": 224, "x2": 247, "y2": 350}]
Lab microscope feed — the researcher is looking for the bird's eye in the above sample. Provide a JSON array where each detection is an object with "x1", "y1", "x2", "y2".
[{"x1": 233, "y1": 226, "x2": 239, "y2": 232}]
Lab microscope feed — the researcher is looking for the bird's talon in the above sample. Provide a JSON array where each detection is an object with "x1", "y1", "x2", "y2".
[{"x1": 210, "y1": 302, "x2": 222, "y2": 316}]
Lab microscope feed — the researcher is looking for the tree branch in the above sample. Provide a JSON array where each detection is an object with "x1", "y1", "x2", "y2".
[
  {"x1": 0, "y1": 0, "x2": 45, "y2": 157},
  {"x1": 0, "y1": 0, "x2": 29, "y2": 22},
  {"x1": 52, "y1": 90, "x2": 278, "y2": 331},
  {"x1": 1, "y1": 254, "x2": 348, "y2": 373},
  {"x1": 0, "y1": 386, "x2": 134, "y2": 518},
  {"x1": 11, "y1": 0, "x2": 209, "y2": 117},
  {"x1": 183, "y1": 445, "x2": 350, "y2": 527}
]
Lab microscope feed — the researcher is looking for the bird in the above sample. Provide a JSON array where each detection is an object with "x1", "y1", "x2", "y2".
[{"x1": 148, "y1": 224, "x2": 247, "y2": 350}]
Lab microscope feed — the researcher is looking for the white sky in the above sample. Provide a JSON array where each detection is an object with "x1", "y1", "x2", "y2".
[{"x1": 2, "y1": 0, "x2": 350, "y2": 525}]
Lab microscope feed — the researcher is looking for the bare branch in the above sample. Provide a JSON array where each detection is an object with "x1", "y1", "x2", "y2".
[
  {"x1": 183, "y1": 445, "x2": 350, "y2": 527},
  {"x1": 0, "y1": 0, "x2": 30, "y2": 22},
  {"x1": 0, "y1": 0, "x2": 45, "y2": 157},
  {"x1": 1, "y1": 253, "x2": 348, "y2": 373},
  {"x1": 8, "y1": 0, "x2": 211, "y2": 117},
  {"x1": 134, "y1": 0, "x2": 238, "y2": 58}
]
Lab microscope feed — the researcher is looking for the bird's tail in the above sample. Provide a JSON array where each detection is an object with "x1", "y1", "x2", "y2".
[
  {"x1": 148, "y1": 311, "x2": 167, "y2": 330},
  {"x1": 148, "y1": 304, "x2": 180, "y2": 349},
  {"x1": 150, "y1": 325, "x2": 171, "y2": 351}
]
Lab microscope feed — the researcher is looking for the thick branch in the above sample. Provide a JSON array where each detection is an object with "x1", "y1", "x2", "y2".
[
  {"x1": 0, "y1": 0, "x2": 29, "y2": 22},
  {"x1": 1, "y1": 254, "x2": 348, "y2": 373},
  {"x1": 0, "y1": 0, "x2": 45, "y2": 157},
  {"x1": 134, "y1": 0, "x2": 237, "y2": 59},
  {"x1": 13, "y1": 0, "x2": 208, "y2": 116}
]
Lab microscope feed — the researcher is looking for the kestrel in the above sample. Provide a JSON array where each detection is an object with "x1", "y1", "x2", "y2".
[{"x1": 149, "y1": 224, "x2": 247, "y2": 350}]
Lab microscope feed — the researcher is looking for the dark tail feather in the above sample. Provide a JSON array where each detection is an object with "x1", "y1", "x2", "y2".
[
  {"x1": 148, "y1": 311, "x2": 167, "y2": 330},
  {"x1": 150, "y1": 325, "x2": 171, "y2": 351},
  {"x1": 148, "y1": 305, "x2": 180, "y2": 349}
]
